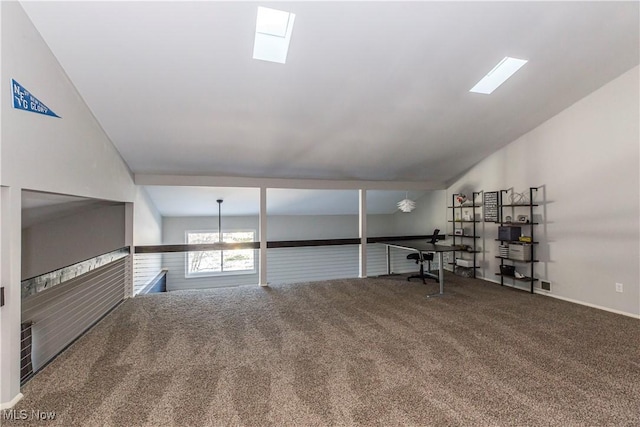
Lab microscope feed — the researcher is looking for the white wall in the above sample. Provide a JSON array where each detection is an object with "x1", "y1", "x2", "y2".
[
  {"x1": 163, "y1": 216, "x2": 258, "y2": 245},
  {"x1": 131, "y1": 187, "x2": 163, "y2": 294},
  {"x1": 1, "y1": 4, "x2": 134, "y2": 200},
  {"x1": 21, "y1": 204, "x2": 126, "y2": 279},
  {"x1": 133, "y1": 187, "x2": 162, "y2": 246},
  {"x1": 447, "y1": 66, "x2": 640, "y2": 317},
  {"x1": 267, "y1": 214, "x2": 358, "y2": 240},
  {"x1": 0, "y1": 2, "x2": 136, "y2": 408}
]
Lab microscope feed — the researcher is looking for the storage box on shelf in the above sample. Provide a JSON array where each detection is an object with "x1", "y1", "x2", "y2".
[
  {"x1": 508, "y1": 243, "x2": 531, "y2": 261},
  {"x1": 455, "y1": 258, "x2": 477, "y2": 268},
  {"x1": 498, "y1": 226, "x2": 521, "y2": 241}
]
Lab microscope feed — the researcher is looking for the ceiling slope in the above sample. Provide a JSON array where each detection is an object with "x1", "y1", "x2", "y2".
[{"x1": 20, "y1": 1, "x2": 640, "y2": 184}]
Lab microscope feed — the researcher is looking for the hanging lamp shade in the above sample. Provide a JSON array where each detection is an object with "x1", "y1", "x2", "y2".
[{"x1": 397, "y1": 193, "x2": 416, "y2": 213}]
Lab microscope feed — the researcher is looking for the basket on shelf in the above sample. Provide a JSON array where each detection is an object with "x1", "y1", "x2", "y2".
[{"x1": 500, "y1": 265, "x2": 515, "y2": 276}]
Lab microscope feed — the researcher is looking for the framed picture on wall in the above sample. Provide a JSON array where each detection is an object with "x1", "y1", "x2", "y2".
[{"x1": 483, "y1": 191, "x2": 499, "y2": 222}]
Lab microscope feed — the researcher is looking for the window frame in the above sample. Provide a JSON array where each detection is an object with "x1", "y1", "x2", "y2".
[{"x1": 184, "y1": 229, "x2": 257, "y2": 278}]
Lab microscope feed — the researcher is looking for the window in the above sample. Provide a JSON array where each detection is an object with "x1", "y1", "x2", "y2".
[
  {"x1": 253, "y1": 6, "x2": 296, "y2": 64},
  {"x1": 469, "y1": 56, "x2": 528, "y2": 94},
  {"x1": 186, "y1": 230, "x2": 255, "y2": 276}
]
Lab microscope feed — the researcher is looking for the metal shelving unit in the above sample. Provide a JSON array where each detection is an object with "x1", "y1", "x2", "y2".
[
  {"x1": 448, "y1": 191, "x2": 482, "y2": 278},
  {"x1": 495, "y1": 187, "x2": 540, "y2": 293}
]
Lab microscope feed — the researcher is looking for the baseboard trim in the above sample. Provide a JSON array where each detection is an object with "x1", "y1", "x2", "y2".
[
  {"x1": 536, "y1": 291, "x2": 640, "y2": 319},
  {"x1": 0, "y1": 393, "x2": 24, "y2": 410},
  {"x1": 477, "y1": 276, "x2": 640, "y2": 319},
  {"x1": 479, "y1": 276, "x2": 532, "y2": 292}
]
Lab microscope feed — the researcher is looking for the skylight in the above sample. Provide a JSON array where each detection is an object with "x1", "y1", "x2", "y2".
[
  {"x1": 469, "y1": 57, "x2": 528, "y2": 94},
  {"x1": 253, "y1": 6, "x2": 295, "y2": 64}
]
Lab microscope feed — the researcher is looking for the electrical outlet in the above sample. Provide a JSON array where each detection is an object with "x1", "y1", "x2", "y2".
[{"x1": 615, "y1": 283, "x2": 623, "y2": 293}]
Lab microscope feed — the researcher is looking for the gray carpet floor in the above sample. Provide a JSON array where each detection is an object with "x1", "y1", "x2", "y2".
[{"x1": 10, "y1": 274, "x2": 640, "y2": 426}]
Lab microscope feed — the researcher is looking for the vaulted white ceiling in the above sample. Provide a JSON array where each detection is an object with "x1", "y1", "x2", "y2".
[{"x1": 21, "y1": 1, "x2": 639, "y2": 188}]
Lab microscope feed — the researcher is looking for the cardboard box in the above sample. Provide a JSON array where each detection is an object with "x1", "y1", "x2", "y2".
[{"x1": 508, "y1": 243, "x2": 531, "y2": 261}]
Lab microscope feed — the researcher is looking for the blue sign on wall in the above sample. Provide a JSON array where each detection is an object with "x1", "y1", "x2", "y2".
[{"x1": 11, "y1": 79, "x2": 60, "y2": 118}]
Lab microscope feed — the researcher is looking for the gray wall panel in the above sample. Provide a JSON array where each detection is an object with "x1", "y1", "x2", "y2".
[{"x1": 21, "y1": 258, "x2": 126, "y2": 372}]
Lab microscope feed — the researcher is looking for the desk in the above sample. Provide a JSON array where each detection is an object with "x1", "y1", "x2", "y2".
[{"x1": 380, "y1": 240, "x2": 464, "y2": 297}]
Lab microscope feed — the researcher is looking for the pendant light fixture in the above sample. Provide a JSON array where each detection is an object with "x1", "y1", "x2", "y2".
[
  {"x1": 397, "y1": 192, "x2": 416, "y2": 213},
  {"x1": 216, "y1": 199, "x2": 223, "y2": 242}
]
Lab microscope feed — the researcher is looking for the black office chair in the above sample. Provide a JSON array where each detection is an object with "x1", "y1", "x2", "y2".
[{"x1": 407, "y1": 229, "x2": 440, "y2": 284}]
